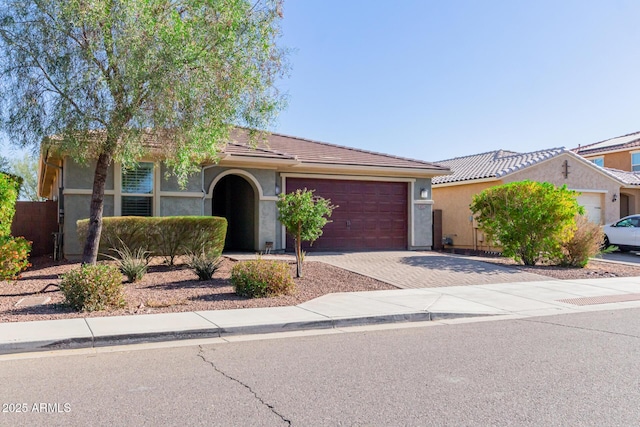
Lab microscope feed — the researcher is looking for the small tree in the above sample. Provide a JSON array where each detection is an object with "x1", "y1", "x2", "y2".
[
  {"x1": 277, "y1": 189, "x2": 335, "y2": 278},
  {"x1": 470, "y1": 181, "x2": 582, "y2": 266},
  {"x1": 8, "y1": 154, "x2": 44, "y2": 201},
  {"x1": 0, "y1": 0, "x2": 287, "y2": 265}
]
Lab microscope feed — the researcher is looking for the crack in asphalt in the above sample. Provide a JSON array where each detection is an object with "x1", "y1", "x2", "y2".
[
  {"x1": 518, "y1": 318, "x2": 640, "y2": 339},
  {"x1": 197, "y1": 345, "x2": 292, "y2": 426}
]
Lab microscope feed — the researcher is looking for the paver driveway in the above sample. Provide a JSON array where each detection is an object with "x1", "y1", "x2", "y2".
[{"x1": 310, "y1": 251, "x2": 549, "y2": 289}]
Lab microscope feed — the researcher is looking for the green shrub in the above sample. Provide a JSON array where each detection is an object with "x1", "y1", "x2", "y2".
[
  {"x1": 231, "y1": 259, "x2": 295, "y2": 298},
  {"x1": 470, "y1": 181, "x2": 583, "y2": 265},
  {"x1": 77, "y1": 216, "x2": 227, "y2": 263},
  {"x1": 0, "y1": 173, "x2": 30, "y2": 281},
  {"x1": 149, "y1": 217, "x2": 227, "y2": 265},
  {"x1": 59, "y1": 264, "x2": 125, "y2": 312},
  {"x1": 557, "y1": 215, "x2": 606, "y2": 268},
  {"x1": 77, "y1": 217, "x2": 150, "y2": 256},
  {"x1": 0, "y1": 173, "x2": 22, "y2": 237},
  {"x1": 104, "y1": 241, "x2": 150, "y2": 283},
  {"x1": 0, "y1": 236, "x2": 32, "y2": 280},
  {"x1": 188, "y1": 251, "x2": 222, "y2": 281}
]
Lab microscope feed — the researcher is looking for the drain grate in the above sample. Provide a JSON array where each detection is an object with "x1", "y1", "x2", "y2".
[{"x1": 558, "y1": 293, "x2": 640, "y2": 306}]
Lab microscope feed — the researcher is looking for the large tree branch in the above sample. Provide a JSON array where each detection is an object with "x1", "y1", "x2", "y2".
[{"x1": 0, "y1": 31, "x2": 89, "y2": 121}]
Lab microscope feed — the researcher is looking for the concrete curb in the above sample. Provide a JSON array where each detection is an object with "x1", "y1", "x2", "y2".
[{"x1": 0, "y1": 310, "x2": 496, "y2": 355}]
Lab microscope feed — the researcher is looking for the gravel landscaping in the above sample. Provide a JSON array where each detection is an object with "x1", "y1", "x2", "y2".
[
  {"x1": 2, "y1": 253, "x2": 640, "y2": 323},
  {"x1": 0, "y1": 255, "x2": 395, "y2": 323}
]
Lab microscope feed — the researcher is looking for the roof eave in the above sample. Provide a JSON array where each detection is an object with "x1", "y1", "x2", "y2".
[
  {"x1": 433, "y1": 176, "x2": 500, "y2": 187},
  {"x1": 288, "y1": 162, "x2": 452, "y2": 178},
  {"x1": 217, "y1": 154, "x2": 301, "y2": 168},
  {"x1": 575, "y1": 145, "x2": 640, "y2": 157}
]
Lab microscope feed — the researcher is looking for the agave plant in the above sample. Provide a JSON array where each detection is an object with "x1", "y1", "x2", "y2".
[{"x1": 104, "y1": 239, "x2": 151, "y2": 283}]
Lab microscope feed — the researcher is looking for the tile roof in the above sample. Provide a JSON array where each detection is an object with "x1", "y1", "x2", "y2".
[
  {"x1": 226, "y1": 128, "x2": 450, "y2": 171},
  {"x1": 45, "y1": 128, "x2": 450, "y2": 174},
  {"x1": 572, "y1": 130, "x2": 640, "y2": 156},
  {"x1": 603, "y1": 168, "x2": 640, "y2": 186},
  {"x1": 432, "y1": 147, "x2": 567, "y2": 184}
]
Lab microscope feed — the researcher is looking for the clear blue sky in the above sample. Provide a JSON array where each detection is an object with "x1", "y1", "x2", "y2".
[
  {"x1": 273, "y1": 0, "x2": 640, "y2": 162},
  {"x1": 4, "y1": 1, "x2": 640, "y2": 164}
]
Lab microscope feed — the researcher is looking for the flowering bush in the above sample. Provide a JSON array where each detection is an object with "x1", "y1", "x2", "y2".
[{"x1": 0, "y1": 236, "x2": 31, "y2": 280}]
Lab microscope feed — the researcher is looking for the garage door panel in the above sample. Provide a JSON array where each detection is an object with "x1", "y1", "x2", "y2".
[
  {"x1": 363, "y1": 219, "x2": 377, "y2": 230},
  {"x1": 576, "y1": 193, "x2": 603, "y2": 224},
  {"x1": 362, "y1": 202, "x2": 378, "y2": 213},
  {"x1": 285, "y1": 178, "x2": 408, "y2": 251},
  {"x1": 348, "y1": 202, "x2": 364, "y2": 214}
]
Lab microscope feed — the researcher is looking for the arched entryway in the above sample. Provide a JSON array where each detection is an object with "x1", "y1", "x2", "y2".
[{"x1": 212, "y1": 174, "x2": 256, "y2": 251}]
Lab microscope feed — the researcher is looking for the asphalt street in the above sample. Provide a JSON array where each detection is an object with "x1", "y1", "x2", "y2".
[{"x1": 2, "y1": 309, "x2": 640, "y2": 426}]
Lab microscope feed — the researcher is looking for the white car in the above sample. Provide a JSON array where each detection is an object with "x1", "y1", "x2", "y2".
[{"x1": 603, "y1": 215, "x2": 640, "y2": 252}]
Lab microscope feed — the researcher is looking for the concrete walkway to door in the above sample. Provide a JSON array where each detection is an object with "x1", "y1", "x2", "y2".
[{"x1": 309, "y1": 251, "x2": 550, "y2": 289}]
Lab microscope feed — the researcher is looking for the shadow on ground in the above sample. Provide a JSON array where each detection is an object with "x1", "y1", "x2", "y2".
[{"x1": 398, "y1": 255, "x2": 525, "y2": 276}]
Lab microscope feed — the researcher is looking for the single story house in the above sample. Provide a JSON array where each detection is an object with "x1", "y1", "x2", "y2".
[
  {"x1": 38, "y1": 129, "x2": 451, "y2": 259},
  {"x1": 431, "y1": 147, "x2": 626, "y2": 251},
  {"x1": 572, "y1": 130, "x2": 640, "y2": 217}
]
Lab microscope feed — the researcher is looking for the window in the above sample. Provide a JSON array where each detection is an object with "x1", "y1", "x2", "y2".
[
  {"x1": 122, "y1": 162, "x2": 154, "y2": 216},
  {"x1": 590, "y1": 157, "x2": 604, "y2": 167},
  {"x1": 632, "y1": 153, "x2": 640, "y2": 172}
]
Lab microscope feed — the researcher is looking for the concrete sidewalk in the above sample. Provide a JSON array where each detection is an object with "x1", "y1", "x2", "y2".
[{"x1": 2, "y1": 275, "x2": 640, "y2": 355}]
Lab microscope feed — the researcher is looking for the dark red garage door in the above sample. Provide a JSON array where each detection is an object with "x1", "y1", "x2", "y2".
[{"x1": 285, "y1": 178, "x2": 408, "y2": 251}]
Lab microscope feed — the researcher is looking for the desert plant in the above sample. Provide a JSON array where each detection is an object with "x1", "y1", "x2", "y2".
[
  {"x1": 231, "y1": 259, "x2": 295, "y2": 298},
  {"x1": 277, "y1": 189, "x2": 335, "y2": 277},
  {"x1": 0, "y1": 235, "x2": 31, "y2": 280},
  {"x1": 557, "y1": 215, "x2": 607, "y2": 267},
  {"x1": 470, "y1": 181, "x2": 583, "y2": 265},
  {"x1": 104, "y1": 241, "x2": 150, "y2": 283},
  {"x1": 187, "y1": 251, "x2": 222, "y2": 281},
  {"x1": 59, "y1": 264, "x2": 125, "y2": 312}
]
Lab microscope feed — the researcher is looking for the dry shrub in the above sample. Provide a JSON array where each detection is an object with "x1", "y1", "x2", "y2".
[{"x1": 558, "y1": 215, "x2": 605, "y2": 267}]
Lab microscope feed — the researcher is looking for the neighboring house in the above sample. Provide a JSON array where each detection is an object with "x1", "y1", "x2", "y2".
[
  {"x1": 432, "y1": 148, "x2": 625, "y2": 251},
  {"x1": 572, "y1": 130, "x2": 640, "y2": 217},
  {"x1": 38, "y1": 129, "x2": 451, "y2": 259}
]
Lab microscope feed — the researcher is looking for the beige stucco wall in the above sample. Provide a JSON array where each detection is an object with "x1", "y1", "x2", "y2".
[
  {"x1": 432, "y1": 180, "x2": 499, "y2": 250},
  {"x1": 432, "y1": 153, "x2": 623, "y2": 251}
]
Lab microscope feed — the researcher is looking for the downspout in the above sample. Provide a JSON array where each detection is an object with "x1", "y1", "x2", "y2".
[{"x1": 201, "y1": 164, "x2": 217, "y2": 215}]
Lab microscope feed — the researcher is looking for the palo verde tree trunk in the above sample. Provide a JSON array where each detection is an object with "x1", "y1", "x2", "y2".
[{"x1": 82, "y1": 151, "x2": 113, "y2": 265}]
